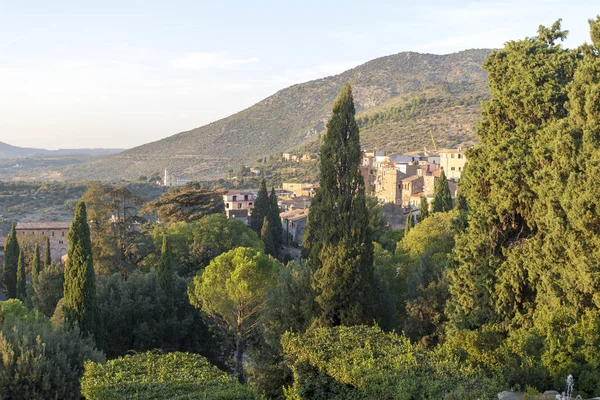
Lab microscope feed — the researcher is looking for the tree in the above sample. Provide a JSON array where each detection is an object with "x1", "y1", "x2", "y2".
[
  {"x1": 31, "y1": 243, "x2": 41, "y2": 281},
  {"x1": 3, "y1": 223, "x2": 19, "y2": 299},
  {"x1": 268, "y1": 187, "x2": 283, "y2": 254},
  {"x1": 17, "y1": 249, "x2": 26, "y2": 301},
  {"x1": 418, "y1": 196, "x2": 429, "y2": 222},
  {"x1": 157, "y1": 236, "x2": 173, "y2": 302},
  {"x1": 261, "y1": 217, "x2": 276, "y2": 257},
  {"x1": 303, "y1": 84, "x2": 376, "y2": 327},
  {"x1": 44, "y1": 236, "x2": 52, "y2": 268},
  {"x1": 188, "y1": 247, "x2": 281, "y2": 382},
  {"x1": 32, "y1": 264, "x2": 64, "y2": 317},
  {"x1": 250, "y1": 179, "x2": 269, "y2": 233},
  {"x1": 405, "y1": 210, "x2": 414, "y2": 234},
  {"x1": 432, "y1": 170, "x2": 453, "y2": 213},
  {"x1": 63, "y1": 201, "x2": 104, "y2": 350}
]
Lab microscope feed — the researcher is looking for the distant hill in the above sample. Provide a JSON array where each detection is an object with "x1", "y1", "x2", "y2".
[
  {"x1": 61, "y1": 49, "x2": 492, "y2": 181},
  {"x1": 0, "y1": 142, "x2": 123, "y2": 159}
]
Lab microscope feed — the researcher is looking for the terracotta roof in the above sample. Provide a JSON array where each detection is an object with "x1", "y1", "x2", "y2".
[
  {"x1": 401, "y1": 175, "x2": 422, "y2": 183},
  {"x1": 16, "y1": 221, "x2": 71, "y2": 230}
]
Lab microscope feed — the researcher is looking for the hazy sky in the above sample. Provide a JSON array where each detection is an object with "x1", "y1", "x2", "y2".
[{"x1": 0, "y1": 1, "x2": 596, "y2": 149}]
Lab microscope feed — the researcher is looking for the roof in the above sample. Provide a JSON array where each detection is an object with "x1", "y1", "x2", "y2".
[
  {"x1": 16, "y1": 221, "x2": 71, "y2": 230},
  {"x1": 438, "y1": 148, "x2": 465, "y2": 154},
  {"x1": 280, "y1": 209, "x2": 308, "y2": 222},
  {"x1": 402, "y1": 175, "x2": 423, "y2": 183}
]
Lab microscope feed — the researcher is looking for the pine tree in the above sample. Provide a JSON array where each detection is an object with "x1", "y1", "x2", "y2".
[
  {"x1": 17, "y1": 248, "x2": 27, "y2": 300},
  {"x1": 261, "y1": 216, "x2": 276, "y2": 257},
  {"x1": 32, "y1": 243, "x2": 41, "y2": 281},
  {"x1": 44, "y1": 236, "x2": 52, "y2": 268},
  {"x1": 250, "y1": 179, "x2": 270, "y2": 233},
  {"x1": 418, "y1": 196, "x2": 429, "y2": 222},
  {"x1": 268, "y1": 187, "x2": 283, "y2": 255},
  {"x1": 63, "y1": 201, "x2": 104, "y2": 350},
  {"x1": 432, "y1": 170, "x2": 453, "y2": 213},
  {"x1": 3, "y1": 223, "x2": 19, "y2": 299},
  {"x1": 303, "y1": 84, "x2": 376, "y2": 327},
  {"x1": 405, "y1": 210, "x2": 414, "y2": 234},
  {"x1": 157, "y1": 235, "x2": 173, "y2": 300}
]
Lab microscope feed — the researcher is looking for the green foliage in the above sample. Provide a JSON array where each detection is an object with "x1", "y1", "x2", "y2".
[
  {"x1": 153, "y1": 213, "x2": 264, "y2": 277},
  {"x1": 282, "y1": 325, "x2": 504, "y2": 400},
  {"x1": 0, "y1": 299, "x2": 104, "y2": 400},
  {"x1": 304, "y1": 84, "x2": 377, "y2": 327},
  {"x1": 366, "y1": 196, "x2": 386, "y2": 242},
  {"x1": 261, "y1": 217, "x2": 276, "y2": 257},
  {"x1": 251, "y1": 179, "x2": 270, "y2": 233},
  {"x1": 404, "y1": 210, "x2": 414, "y2": 234},
  {"x1": 31, "y1": 244, "x2": 41, "y2": 280},
  {"x1": 418, "y1": 196, "x2": 429, "y2": 222},
  {"x1": 80, "y1": 351, "x2": 264, "y2": 400},
  {"x1": 3, "y1": 223, "x2": 19, "y2": 299},
  {"x1": 189, "y1": 247, "x2": 281, "y2": 380},
  {"x1": 269, "y1": 187, "x2": 283, "y2": 254},
  {"x1": 32, "y1": 264, "x2": 64, "y2": 317},
  {"x1": 97, "y1": 270, "x2": 217, "y2": 360},
  {"x1": 63, "y1": 201, "x2": 104, "y2": 350},
  {"x1": 157, "y1": 236, "x2": 173, "y2": 302},
  {"x1": 44, "y1": 236, "x2": 51, "y2": 269},
  {"x1": 16, "y1": 249, "x2": 27, "y2": 301},
  {"x1": 432, "y1": 170, "x2": 453, "y2": 213},
  {"x1": 143, "y1": 184, "x2": 224, "y2": 225}
]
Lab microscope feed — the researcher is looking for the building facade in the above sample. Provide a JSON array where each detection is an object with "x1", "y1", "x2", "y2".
[
  {"x1": 280, "y1": 209, "x2": 308, "y2": 246},
  {"x1": 439, "y1": 148, "x2": 467, "y2": 180},
  {"x1": 15, "y1": 221, "x2": 71, "y2": 262},
  {"x1": 163, "y1": 169, "x2": 193, "y2": 187}
]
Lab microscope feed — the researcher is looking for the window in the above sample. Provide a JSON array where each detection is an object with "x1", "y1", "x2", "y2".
[
  {"x1": 226, "y1": 203, "x2": 229, "y2": 208},
  {"x1": 59, "y1": 240, "x2": 64, "y2": 244},
  {"x1": 458, "y1": 154, "x2": 462, "y2": 159},
  {"x1": 62, "y1": 231, "x2": 65, "y2": 237},
  {"x1": 249, "y1": 202, "x2": 253, "y2": 206},
  {"x1": 238, "y1": 203, "x2": 242, "y2": 209},
  {"x1": 451, "y1": 167, "x2": 455, "y2": 171},
  {"x1": 233, "y1": 195, "x2": 237, "y2": 201},
  {"x1": 52, "y1": 231, "x2": 55, "y2": 237},
  {"x1": 458, "y1": 167, "x2": 462, "y2": 171},
  {"x1": 451, "y1": 154, "x2": 455, "y2": 159},
  {"x1": 244, "y1": 195, "x2": 248, "y2": 201}
]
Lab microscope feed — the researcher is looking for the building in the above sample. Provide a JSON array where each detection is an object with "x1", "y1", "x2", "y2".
[
  {"x1": 225, "y1": 209, "x2": 251, "y2": 226},
  {"x1": 163, "y1": 169, "x2": 193, "y2": 187},
  {"x1": 439, "y1": 148, "x2": 467, "y2": 180},
  {"x1": 359, "y1": 153, "x2": 377, "y2": 195},
  {"x1": 15, "y1": 221, "x2": 71, "y2": 262},
  {"x1": 281, "y1": 182, "x2": 318, "y2": 197},
  {"x1": 280, "y1": 196, "x2": 311, "y2": 212},
  {"x1": 223, "y1": 190, "x2": 257, "y2": 212},
  {"x1": 375, "y1": 166, "x2": 405, "y2": 205},
  {"x1": 401, "y1": 176, "x2": 424, "y2": 207},
  {"x1": 280, "y1": 209, "x2": 308, "y2": 245}
]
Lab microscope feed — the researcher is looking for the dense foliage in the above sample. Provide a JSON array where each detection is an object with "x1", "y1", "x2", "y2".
[
  {"x1": 80, "y1": 352, "x2": 264, "y2": 400},
  {"x1": 2, "y1": 224, "x2": 19, "y2": 299}
]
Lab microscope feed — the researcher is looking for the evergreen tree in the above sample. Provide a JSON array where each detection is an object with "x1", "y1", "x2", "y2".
[
  {"x1": 32, "y1": 243, "x2": 41, "y2": 281},
  {"x1": 3, "y1": 223, "x2": 19, "y2": 299},
  {"x1": 268, "y1": 187, "x2": 283, "y2": 255},
  {"x1": 17, "y1": 249, "x2": 27, "y2": 300},
  {"x1": 303, "y1": 84, "x2": 376, "y2": 327},
  {"x1": 63, "y1": 201, "x2": 104, "y2": 350},
  {"x1": 418, "y1": 196, "x2": 429, "y2": 222},
  {"x1": 405, "y1": 210, "x2": 414, "y2": 234},
  {"x1": 261, "y1": 217, "x2": 276, "y2": 257},
  {"x1": 432, "y1": 170, "x2": 453, "y2": 213},
  {"x1": 44, "y1": 236, "x2": 52, "y2": 268},
  {"x1": 157, "y1": 235, "x2": 173, "y2": 300},
  {"x1": 250, "y1": 179, "x2": 270, "y2": 233}
]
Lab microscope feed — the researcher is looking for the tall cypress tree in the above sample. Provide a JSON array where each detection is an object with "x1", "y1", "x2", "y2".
[
  {"x1": 3, "y1": 223, "x2": 19, "y2": 299},
  {"x1": 32, "y1": 243, "x2": 41, "y2": 281},
  {"x1": 251, "y1": 179, "x2": 270, "y2": 233},
  {"x1": 432, "y1": 170, "x2": 453, "y2": 213},
  {"x1": 303, "y1": 84, "x2": 376, "y2": 326},
  {"x1": 17, "y1": 249, "x2": 26, "y2": 300},
  {"x1": 418, "y1": 196, "x2": 429, "y2": 222},
  {"x1": 405, "y1": 210, "x2": 414, "y2": 234},
  {"x1": 157, "y1": 235, "x2": 173, "y2": 301},
  {"x1": 44, "y1": 236, "x2": 52, "y2": 268},
  {"x1": 261, "y1": 216, "x2": 276, "y2": 257},
  {"x1": 63, "y1": 201, "x2": 104, "y2": 350},
  {"x1": 268, "y1": 187, "x2": 283, "y2": 255}
]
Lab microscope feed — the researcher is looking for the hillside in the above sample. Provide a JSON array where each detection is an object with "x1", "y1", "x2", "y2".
[
  {"x1": 61, "y1": 49, "x2": 492, "y2": 181},
  {"x1": 0, "y1": 141, "x2": 123, "y2": 158}
]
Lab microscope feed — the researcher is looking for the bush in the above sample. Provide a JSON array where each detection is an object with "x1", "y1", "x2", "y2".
[{"x1": 80, "y1": 351, "x2": 265, "y2": 400}]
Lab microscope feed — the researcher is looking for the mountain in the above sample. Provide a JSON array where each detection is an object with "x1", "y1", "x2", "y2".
[
  {"x1": 0, "y1": 142, "x2": 123, "y2": 159},
  {"x1": 61, "y1": 49, "x2": 492, "y2": 181}
]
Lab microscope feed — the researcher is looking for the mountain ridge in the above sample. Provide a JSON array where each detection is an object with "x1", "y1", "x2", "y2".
[{"x1": 0, "y1": 141, "x2": 124, "y2": 159}]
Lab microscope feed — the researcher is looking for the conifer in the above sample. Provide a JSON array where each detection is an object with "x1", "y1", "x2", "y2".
[
  {"x1": 303, "y1": 84, "x2": 376, "y2": 326},
  {"x1": 405, "y1": 210, "x2": 414, "y2": 234},
  {"x1": 3, "y1": 223, "x2": 19, "y2": 298},
  {"x1": 32, "y1": 243, "x2": 41, "y2": 280},
  {"x1": 418, "y1": 196, "x2": 429, "y2": 222},
  {"x1": 157, "y1": 235, "x2": 173, "y2": 300},
  {"x1": 44, "y1": 236, "x2": 52, "y2": 268},
  {"x1": 251, "y1": 179, "x2": 270, "y2": 233},
  {"x1": 261, "y1": 216, "x2": 276, "y2": 257},
  {"x1": 432, "y1": 170, "x2": 453, "y2": 213},
  {"x1": 17, "y1": 248, "x2": 27, "y2": 300},
  {"x1": 63, "y1": 201, "x2": 104, "y2": 350},
  {"x1": 268, "y1": 187, "x2": 283, "y2": 255}
]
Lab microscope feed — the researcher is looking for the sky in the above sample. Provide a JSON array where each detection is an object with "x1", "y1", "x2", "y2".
[{"x1": 0, "y1": 0, "x2": 597, "y2": 149}]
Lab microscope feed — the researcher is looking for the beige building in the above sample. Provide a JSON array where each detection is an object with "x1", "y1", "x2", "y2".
[
  {"x1": 15, "y1": 221, "x2": 71, "y2": 262},
  {"x1": 375, "y1": 166, "x2": 405, "y2": 205},
  {"x1": 280, "y1": 209, "x2": 308, "y2": 245},
  {"x1": 439, "y1": 148, "x2": 467, "y2": 180},
  {"x1": 163, "y1": 169, "x2": 193, "y2": 187},
  {"x1": 281, "y1": 182, "x2": 317, "y2": 197},
  {"x1": 401, "y1": 176, "x2": 424, "y2": 207}
]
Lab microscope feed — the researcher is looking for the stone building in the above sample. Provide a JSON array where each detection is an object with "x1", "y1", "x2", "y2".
[
  {"x1": 15, "y1": 221, "x2": 71, "y2": 262},
  {"x1": 163, "y1": 169, "x2": 193, "y2": 187},
  {"x1": 280, "y1": 209, "x2": 308, "y2": 246}
]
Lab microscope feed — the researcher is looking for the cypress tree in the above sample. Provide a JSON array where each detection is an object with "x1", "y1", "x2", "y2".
[
  {"x1": 44, "y1": 236, "x2": 52, "y2": 268},
  {"x1": 157, "y1": 235, "x2": 173, "y2": 300},
  {"x1": 63, "y1": 201, "x2": 104, "y2": 350},
  {"x1": 303, "y1": 84, "x2": 376, "y2": 326},
  {"x1": 251, "y1": 179, "x2": 269, "y2": 233},
  {"x1": 432, "y1": 170, "x2": 453, "y2": 213},
  {"x1": 405, "y1": 210, "x2": 414, "y2": 234},
  {"x1": 17, "y1": 248, "x2": 26, "y2": 300},
  {"x1": 32, "y1": 243, "x2": 41, "y2": 281},
  {"x1": 268, "y1": 187, "x2": 283, "y2": 255},
  {"x1": 3, "y1": 223, "x2": 19, "y2": 299},
  {"x1": 418, "y1": 196, "x2": 429, "y2": 222},
  {"x1": 261, "y1": 216, "x2": 276, "y2": 257}
]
